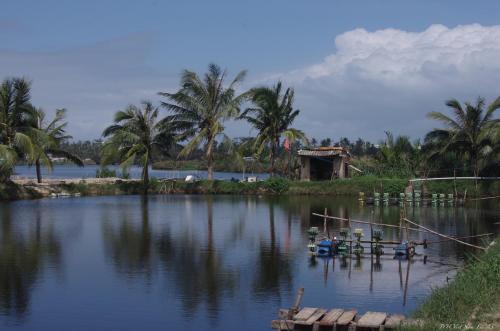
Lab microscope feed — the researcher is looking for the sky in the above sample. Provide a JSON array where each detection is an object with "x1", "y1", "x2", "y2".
[{"x1": 1, "y1": 0, "x2": 500, "y2": 142}]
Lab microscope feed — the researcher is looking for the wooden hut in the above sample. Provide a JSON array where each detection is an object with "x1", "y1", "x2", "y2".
[{"x1": 298, "y1": 147, "x2": 350, "y2": 181}]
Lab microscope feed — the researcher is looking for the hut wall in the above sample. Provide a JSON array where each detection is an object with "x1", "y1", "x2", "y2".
[
  {"x1": 300, "y1": 155, "x2": 349, "y2": 181},
  {"x1": 300, "y1": 156, "x2": 310, "y2": 181}
]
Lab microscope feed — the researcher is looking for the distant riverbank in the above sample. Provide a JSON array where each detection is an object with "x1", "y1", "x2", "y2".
[{"x1": 2, "y1": 176, "x2": 499, "y2": 201}]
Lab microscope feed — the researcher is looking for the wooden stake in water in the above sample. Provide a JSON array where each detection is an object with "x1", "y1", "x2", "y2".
[{"x1": 323, "y1": 208, "x2": 329, "y2": 237}]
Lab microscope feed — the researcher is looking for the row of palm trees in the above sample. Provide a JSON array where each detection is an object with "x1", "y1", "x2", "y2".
[
  {"x1": 0, "y1": 78, "x2": 82, "y2": 183},
  {"x1": 101, "y1": 64, "x2": 307, "y2": 186},
  {"x1": 1, "y1": 64, "x2": 499, "y2": 186}
]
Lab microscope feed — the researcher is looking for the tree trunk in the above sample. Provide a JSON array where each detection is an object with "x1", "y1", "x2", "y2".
[
  {"x1": 473, "y1": 157, "x2": 479, "y2": 191},
  {"x1": 35, "y1": 159, "x2": 42, "y2": 183},
  {"x1": 269, "y1": 149, "x2": 275, "y2": 177},
  {"x1": 269, "y1": 140, "x2": 278, "y2": 177},
  {"x1": 206, "y1": 138, "x2": 214, "y2": 181}
]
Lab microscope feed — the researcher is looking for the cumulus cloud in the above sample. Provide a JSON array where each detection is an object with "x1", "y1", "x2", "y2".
[{"x1": 272, "y1": 24, "x2": 500, "y2": 141}]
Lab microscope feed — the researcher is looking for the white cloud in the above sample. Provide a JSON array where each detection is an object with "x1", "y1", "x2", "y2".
[{"x1": 272, "y1": 24, "x2": 500, "y2": 141}]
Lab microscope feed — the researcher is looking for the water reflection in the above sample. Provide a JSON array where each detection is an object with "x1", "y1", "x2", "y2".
[
  {"x1": 0, "y1": 203, "x2": 61, "y2": 318},
  {"x1": 157, "y1": 197, "x2": 238, "y2": 318},
  {"x1": 252, "y1": 202, "x2": 293, "y2": 299},
  {"x1": 0, "y1": 196, "x2": 497, "y2": 330},
  {"x1": 102, "y1": 197, "x2": 154, "y2": 280}
]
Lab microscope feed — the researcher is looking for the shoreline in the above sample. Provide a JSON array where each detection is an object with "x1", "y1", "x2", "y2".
[
  {"x1": 1, "y1": 176, "x2": 499, "y2": 201},
  {"x1": 401, "y1": 239, "x2": 499, "y2": 330}
]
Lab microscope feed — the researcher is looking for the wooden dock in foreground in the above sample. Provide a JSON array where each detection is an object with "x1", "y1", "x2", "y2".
[
  {"x1": 271, "y1": 288, "x2": 411, "y2": 330},
  {"x1": 272, "y1": 307, "x2": 406, "y2": 330}
]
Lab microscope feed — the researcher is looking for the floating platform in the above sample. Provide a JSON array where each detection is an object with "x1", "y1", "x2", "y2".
[{"x1": 272, "y1": 307, "x2": 407, "y2": 330}]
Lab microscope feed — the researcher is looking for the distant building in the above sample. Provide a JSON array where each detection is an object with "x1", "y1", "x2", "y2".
[{"x1": 298, "y1": 146, "x2": 351, "y2": 181}]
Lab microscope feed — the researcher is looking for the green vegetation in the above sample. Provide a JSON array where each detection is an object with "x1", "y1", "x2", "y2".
[
  {"x1": 0, "y1": 78, "x2": 82, "y2": 182},
  {"x1": 159, "y1": 63, "x2": 248, "y2": 180},
  {"x1": 30, "y1": 107, "x2": 83, "y2": 183},
  {"x1": 1, "y1": 71, "x2": 499, "y2": 191},
  {"x1": 0, "y1": 78, "x2": 38, "y2": 181},
  {"x1": 4, "y1": 177, "x2": 498, "y2": 201},
  {"x1": 240, "y1": 81, "x2": 307, "y2": 175},
  {"x1": 427, "y1": 97, "x2": 500, "y2": 177},
  {"x1": 101, "y1": 101, "x2": 178, "y2": 192},
  {"x1": 400, "y1": 240, "x2": 500, "y2": 331}
]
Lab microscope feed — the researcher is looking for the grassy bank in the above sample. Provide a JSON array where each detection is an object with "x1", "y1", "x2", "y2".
[
  {"x1": 2, "y1": 176, "x2": 500, "y2": 200},
  {"x1": 401, "y1": 240, "x2": 500, "y2": 331}
]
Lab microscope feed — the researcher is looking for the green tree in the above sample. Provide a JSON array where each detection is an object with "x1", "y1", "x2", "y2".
[
  {"x1": 159, "y1": 63, "x2": 248, "y2": 180},
  {"x1": 0, "y1": 78, "x2": 37, "y2": 181},
  {"x1": 240, "y1": 81, "x2": 306, "y2": 176},
  {"x1": 101, "y1": 101, "x2": 178, "y2": 192},
  {"x1": 320, "y1": 138, "x2": 331, "y2": 147},
  {"x1": 427, "y1": 97, "x2": 500, "y2": 177},
  {"x1": 30, "y1": 108, "x2": 83, "y2": 183}
]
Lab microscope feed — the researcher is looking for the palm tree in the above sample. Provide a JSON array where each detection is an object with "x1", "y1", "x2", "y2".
[
  {"x1": 159, "y1": 63, "x2": 248, "y2": 180},
  {"x1": 30, "y1": 108, "x2": 83, "y2": 183},
  {"x1": 0, "y1": 78, "x2": 37, "y2": 181},
  {"x1": 427, "y1": 97, "x2": 500, "y2": 177},
  {"x1": 101, "y1": 101, "x2": 178, "y2": 192},
  {"x1": 240, "y1": 81, "x2": 306, "y2": 176}
]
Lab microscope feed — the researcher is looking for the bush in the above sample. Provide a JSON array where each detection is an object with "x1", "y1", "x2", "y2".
[
  {"x1": 263, "y1": 177, "x2": 290, "y2": 194},
  {"x1": 96, "y1": 167, "x2": 117, "y2": 178}
]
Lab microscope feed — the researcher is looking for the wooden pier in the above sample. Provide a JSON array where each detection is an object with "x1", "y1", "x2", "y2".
[
  {"x1": 272, "y1": 307, "x2": 406, "y2": 330},
  {"x1": 271, "y1": 288, "x2": 410, "y2": 330}
]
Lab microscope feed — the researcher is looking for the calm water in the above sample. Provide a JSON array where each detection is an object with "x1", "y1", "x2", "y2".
[
  {"x1": 14, "y1": 165, "x2": 268, "y2": 181},
  {"x1": 0, "y1": 195, "x2": 498, "y2": 330}
]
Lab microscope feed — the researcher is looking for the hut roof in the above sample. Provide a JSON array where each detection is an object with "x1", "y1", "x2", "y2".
[{"x1": 297, "y1": 146, "x2": 350, "y2": 158}]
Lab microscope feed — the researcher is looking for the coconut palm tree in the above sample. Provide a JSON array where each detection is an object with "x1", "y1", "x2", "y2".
[
  {"x1": 29, "y1": 108, "x2": 83, "y2": 183},
  {"x1": 159, "y1": 63, "x2": 248, "y2": 180},
  {"x1": 240, "y1": 81, "x2": 306, "y2": 176},
  {"x1": 0, "y1": 78, "x2": 37, "y2": 181},
  {"x1": 427, "y1": 97, "x2": 500, "y2": 177},
  {"x1": 101, "y1": 101, "x2": 178, "y2": 192}
]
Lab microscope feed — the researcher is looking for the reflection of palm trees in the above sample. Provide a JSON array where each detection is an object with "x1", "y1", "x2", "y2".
[
  {"x1": 102, "y1": 197, "x2": 153, "y2": 280},
  {"x1": 0, "y1": 203, "x2": 61, "y2": 318},
  {"x1": 156, "y1": 196, "x2": 237, "y2": 318},
  {"x1": 252, "y1": 202, "x2": 293, "y2": 298}
]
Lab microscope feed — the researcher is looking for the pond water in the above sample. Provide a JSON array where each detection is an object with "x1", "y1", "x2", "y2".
[
  {"x1": 0, "y1": 195, "x2": 498, "y2": 330},
  {"x1": 13, "y1": 164, "x2": 268, "y2": 181}
]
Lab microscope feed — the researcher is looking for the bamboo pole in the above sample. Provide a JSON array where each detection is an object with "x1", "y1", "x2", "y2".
[
  {"x1": 409, "y1": 176, "x2": 500, "y2": 183},
  {"x1": 403, "y1": 218, "x2": 486, "y2": 250},
  {"x1": 312, "y1": 213, "x2": 427, "y2": 233},
  {"x1": 425, "y1": 233, "x2": 494, "y2": 244},
  {"x1": 468, "y1": 195, "x2": 500, "y2": 201}
]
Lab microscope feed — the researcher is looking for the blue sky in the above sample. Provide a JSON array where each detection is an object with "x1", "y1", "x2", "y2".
[{"x1": 1, "y1": 1, "x2": 500, "y2": 141}]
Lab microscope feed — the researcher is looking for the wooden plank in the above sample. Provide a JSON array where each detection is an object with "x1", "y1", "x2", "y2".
[
  {"x1": 384, "y1": 314, "x2": 405, "y2": 329},
  {"x1": 319, "y1": 308, "x2": 344, "y2": 325},
  {"x1": 278, "y1": 309, "x2": 290, "y2": 320},
  {"x1": 336, "y1": 310, "x2": 357, "y2": 325},
  {"x1": 357, "y1": 311, "x2": 387, "y2": 328},
  {"x1": 293, "y1": 307, "x2": 318, "y2": 321},
  {"x1": 295, "y1": 308, "x2": 327, "y2": 326},
  {"x1": 271, "y1": 319, "x2": 294, "y2": 330}
]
